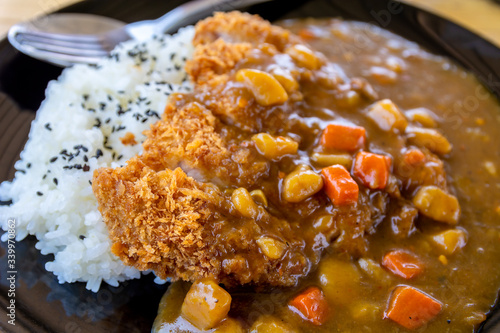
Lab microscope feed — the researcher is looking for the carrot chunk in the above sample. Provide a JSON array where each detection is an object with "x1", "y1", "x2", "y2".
[
  {"x1": 320, "y1": 123, "x2": 366, "y2": 151},
  {"x1": 403, "y1": 148, "x2": 426, "y2": 166},
  {"x1": 385, "y1": 285, "x2": 442, "y2": 329},
  {"x1": 321, "y1": 165, "x2": 359, "y2": 205},
  {"x1": 353, "y1": 152, "x2": 391, "y2": 189},
  {"x1": 289, "y1": 286, "x2": 329, "y2": 325},
  {"x1": 382, "y1": 250, "x2": 423, "y2": 279}
]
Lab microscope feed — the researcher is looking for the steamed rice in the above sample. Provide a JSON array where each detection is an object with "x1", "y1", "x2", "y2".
[{"x1": 0, "y1": 27, "x2": 195, "y2": 292}]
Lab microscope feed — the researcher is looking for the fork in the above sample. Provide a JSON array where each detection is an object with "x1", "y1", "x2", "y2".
[{"x1": 8, "y1": 0, "x2": 272, "y2": 67}]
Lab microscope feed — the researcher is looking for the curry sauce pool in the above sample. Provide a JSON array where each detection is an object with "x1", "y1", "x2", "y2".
[{"x1": 147, "y1": 13, "x2": 500, "y2": 332}]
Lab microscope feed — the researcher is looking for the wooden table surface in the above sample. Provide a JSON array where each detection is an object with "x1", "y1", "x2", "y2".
[{"x1": 1, "y1": 0, "x2": 500, "y2": 46}]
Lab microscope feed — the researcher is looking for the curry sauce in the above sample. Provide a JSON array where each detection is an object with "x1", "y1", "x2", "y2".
[{"x1": 91, "y1": 13, "x2": 500, "y2": 332}]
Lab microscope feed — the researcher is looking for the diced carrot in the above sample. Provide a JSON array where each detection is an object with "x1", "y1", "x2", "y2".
[
  {"x1": 385, "y1": 285, "x2": 442, "y2": 330},
  {"x1": 382, "y1": 250, "x2": 423, "y2": 279},
  {"x1": 403, "y1": 148, "x2": 426, "y2": 166},
  {"x1": 353, "y1": 152, "x2": 391, "y2": 190},
  {"x1": 321, "y1": 165, "x2": 359, "y2": 205},
  {"x1": 320, "y1": 123, "x2": 366, "y2": 151},
  {"x1": 289, "y1": 286, "x2": 329, "y2": 325}
]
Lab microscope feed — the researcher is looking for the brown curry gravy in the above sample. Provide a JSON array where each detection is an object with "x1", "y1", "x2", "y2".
[{"x1": 151, "y1": 18, "x2": 500, "y2": 332}]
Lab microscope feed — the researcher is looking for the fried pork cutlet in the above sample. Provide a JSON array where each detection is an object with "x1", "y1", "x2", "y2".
[{"x1": 92, "y1": 12, "x2": 449, "y2": 287}]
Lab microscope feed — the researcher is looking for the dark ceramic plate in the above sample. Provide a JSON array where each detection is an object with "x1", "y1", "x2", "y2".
[{"x1": 1, "y1": 0, "x2": 499, "y2": 332}]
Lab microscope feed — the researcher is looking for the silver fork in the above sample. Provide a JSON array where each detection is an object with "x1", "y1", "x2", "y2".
[{"x1": 8, "y1": 0, "x2": 272, "y2": 67}]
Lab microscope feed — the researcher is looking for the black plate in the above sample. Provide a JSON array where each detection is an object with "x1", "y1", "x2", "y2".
[{"x1": 1, "y1": 0, "x2": 499, "y2": 332}]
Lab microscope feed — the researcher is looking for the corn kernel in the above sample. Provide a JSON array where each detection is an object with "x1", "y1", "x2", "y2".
[
  {"x1": 406, "y1": 127, "x2": 452, "y2": 155},
  {"x1": 250, "y1": 189, "x2": 268, "y2": 207},
  {"x1": 369, "y1": 66, "x2": 397, "y2": 84},
  {"x1": 438, "y1": 255, "x2": 448, "y2": 265},
  {"x1": 286, "y1": 44, "x2": 321, "y2": 70},
  {"x1": 256, "y1": 236, "x2": 287, "y2": 259},
  {"x1": 236, "y1": 69, "x2": 288, "y2": 106},
  {"x1": 406, "y1": 107, "x2": 438, "y2": 128},
  {"x1": 311, "y1": 152, "x2": 353, "y2": 168},
  {"x1": 252, "y1": 133, "x2": 298, "y2": 160},
  {"x1": 232, "y1": 188, "x2": 259, "y2": 219},
  {"x1": 283, "y1": 165, "x2": 324, "y2": 202},
  {"x1": 484, "y1": 161, "x2": 497, "y2": 176}
]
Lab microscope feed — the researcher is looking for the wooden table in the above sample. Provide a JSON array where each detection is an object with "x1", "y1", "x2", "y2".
[{"x1": 1, "y1": 0, "x2": 500, "y2": 46}]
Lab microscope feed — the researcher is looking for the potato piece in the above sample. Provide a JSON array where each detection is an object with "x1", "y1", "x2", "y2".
[
  {"x1": 311, "y1": 152, "x2": 352, "y2": 168},
  {"x1": 214, "y1": 318, "x2": 245, "y2": 333},
  {"x1": 283, "y1": 165, "x2": 324, "y2": 202},
  {"x1": 252, "y1": 133, "x2": 298, "y2": 160},
  {"x1": 286, "y1": 44, "x2": 321, "y2": 70},
  {"x1": 232, "y1": 188, "x2": 259, "y2": 219},
  {"x1": 413, "y1": 186, "x2": 460, "y2": 224},
  {"x1": 250, "y1": 315, "x2": 298, "y2": 333},
  {"x1": 181, "y1": 278, "x2": 232, "y2": 330},
  {"x1": 236, "y1": 69, "x2": 288, "y2": 106},
  {"x1": 430, "y1": 228, "x2": 467, "y2": 255},
  {"x1": 367, "y1": 99, "x2": 408, "y2": 132},
  {"x1": 406, "y1": 107, "x2": 438, "y2": 128},
  {"x1": 318, "y1": 257, "x2": 361, "y2": 305},
  {"x1": 406, "y1": 127, "x2": 452, "y2": 155},
  {"x1": 256, "y1": 236, "x2": 287, "y2": 259},
  {"x1": 350, "y1": 301, "x2": 381, "y2": 320}
]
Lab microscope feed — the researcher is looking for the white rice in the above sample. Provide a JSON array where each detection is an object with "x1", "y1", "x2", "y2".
[{"x1": 0, "y1": 27, "x2": 195, "y2": 292}]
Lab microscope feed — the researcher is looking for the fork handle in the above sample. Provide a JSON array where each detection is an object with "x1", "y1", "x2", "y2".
[{"x1": 154, "y1": 0, "x2": 273, "y2": 34}]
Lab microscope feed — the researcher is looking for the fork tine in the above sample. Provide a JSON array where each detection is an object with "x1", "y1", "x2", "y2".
[
  {"x1": 28, "y1": 48, "x2": 104, "y2": 67},
  {"x1": 16, "y1": 33, "x2": 111, "y2": 51},
  {"x1": 19, "y1": 39, "x2": 110, "y2": 57},
  {"x1": 15, "y1": 30, "x2": 104, "y2": 43}
]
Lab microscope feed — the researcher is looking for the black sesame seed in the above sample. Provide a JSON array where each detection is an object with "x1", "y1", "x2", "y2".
[
  {"x1": 112, "y1": 152, "x2": 116, "y2": 159},
  {"x1": 95, "y1": 149, "x2": 103, "y2": 158},
  {"x1": 37, "y1": 191, "x2": 43, "y2": 196},
  {"x1": 83, "y1": 94, "x2": 89, "y2": 101},
  {"x1": 74, "y1": 164, "x2": 82, "y2": 170},
  {"x1": 83, "y1": 164, "x2": 90, "y2": 172},
  {"x1": 27, "y1": 163, "x2": 31, "y2": 168},
  {"x1": 83, "y1": 155, "x2": 88, "y2": 162},
  {"x1": 50, "y1": 157, "x2": 58, "y2": 163},
  {"x1": 42, "y1": 174, "x2": 47, "y2": 180},
  {"x1": 105, "y1": 118, "x2": 111, "y2": 124},
  {"x1": 79, "y1": 235, "x2": 86, "y2": 240},
  {"x1": 53, "y1": 178, "x2": 58, "y2": 185},
  {"x1": 44, "y1": 123, "x2": 52, "y2": 131},
  {"x1": 117, "y1": 154, "x2": 123, "y2": 160}
]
